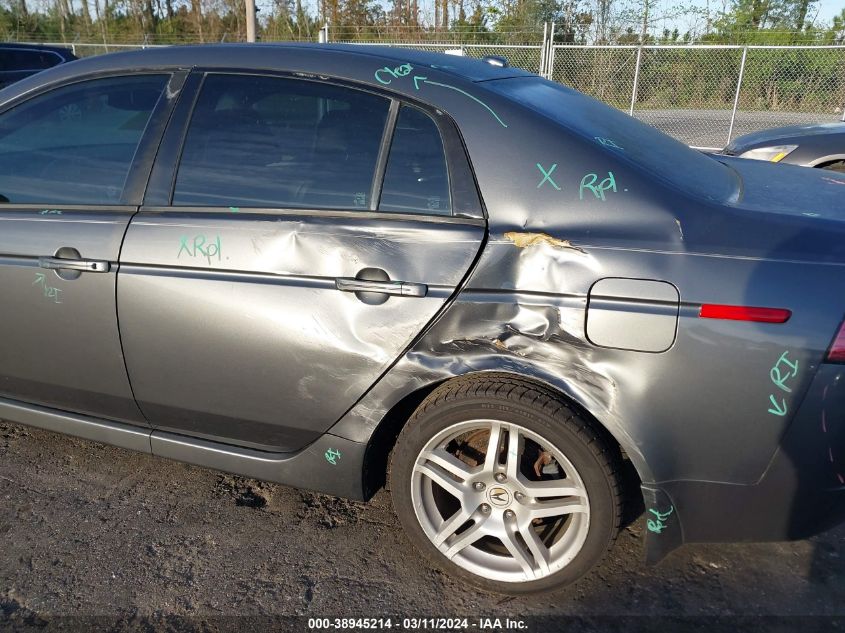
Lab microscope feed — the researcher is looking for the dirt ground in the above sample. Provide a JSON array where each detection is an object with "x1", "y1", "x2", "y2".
[{"x1": 1, "y1": 420, "x2": 843, "y2": 631}]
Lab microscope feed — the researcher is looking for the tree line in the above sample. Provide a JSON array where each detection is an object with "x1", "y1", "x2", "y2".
[{"x1": 1, "y1": 0, "x2": 843, "y2": 45}]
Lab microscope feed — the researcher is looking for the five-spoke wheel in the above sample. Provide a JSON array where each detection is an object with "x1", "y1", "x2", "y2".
[{"x1": 391, "y1": 375, "x2": 622, "y2": 593}]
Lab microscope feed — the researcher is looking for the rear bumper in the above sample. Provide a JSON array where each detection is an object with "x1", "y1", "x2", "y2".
[{"x1": 644, "y1": 364, "x2": 845, "y2": 562}]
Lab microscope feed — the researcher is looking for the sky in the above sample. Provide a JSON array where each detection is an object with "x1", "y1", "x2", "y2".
[
  {"x1": 651, "y1": 0, "x2": 844, "y2": 41},
  {"x1": 816, "y1": 0, "x2": 843, "y2": 23}
]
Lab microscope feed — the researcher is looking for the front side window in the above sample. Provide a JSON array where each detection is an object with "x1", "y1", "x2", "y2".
[
  {"x1": 0, "y1": 74, "x2": 168, "y2": 205},
  {"x1": 173, "y1": 74, "x2": 390, "y2": 210},
  {"x1": 379, "y1": 105, "x2": 451, "y2": 216}
]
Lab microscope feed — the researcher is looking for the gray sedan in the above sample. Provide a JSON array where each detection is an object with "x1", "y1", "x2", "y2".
[
  {"x1": 0, "y1": 43, "x2": 844, "y2": 595},
  {"x1": 724, "y1": 119, "x2": 845, "y2": 171}
]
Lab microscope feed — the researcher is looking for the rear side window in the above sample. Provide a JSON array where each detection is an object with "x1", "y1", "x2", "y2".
[
  {"x1": 173, "y1": 74, "x2": 390, "y2": 209},
  {"x1": 0, "y1": 74, "x2": 168, "y2": 205},
  {"x1": 379, "y1": 106, "x2": 451, "y2": 216}
]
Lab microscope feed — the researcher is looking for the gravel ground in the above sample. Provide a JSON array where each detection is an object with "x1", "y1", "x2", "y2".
[{"x1": 1, "y1": 420, "x2": 843, "y2": 631}]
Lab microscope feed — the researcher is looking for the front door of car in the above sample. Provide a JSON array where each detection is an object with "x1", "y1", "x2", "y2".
[
  {"x1": 117, "y1": 72, "x2": 486, "y2": 452},
  {"x1": 0, "y1": 73, "x2": 178, "y2": 424}
]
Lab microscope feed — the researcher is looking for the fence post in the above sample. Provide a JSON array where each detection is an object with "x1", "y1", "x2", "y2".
[
  {"x1": 629, "y1": 46, "x2": 643, "y2": 116},
  {"x1": 727, "y1": 46, "x2": 748, "y2": 147},
  {"x1": 245, "y1": 0, "x2": 257, "y2": 43},
  {"x1": 539, "y1": 22, "x2": 548, "y2": 77},
  {"x1": 318, "y1": 22, "x2": 329, "y2": 43},
  {"x1": 545, "y1": 22, "x2": 555, "y2": 79}
]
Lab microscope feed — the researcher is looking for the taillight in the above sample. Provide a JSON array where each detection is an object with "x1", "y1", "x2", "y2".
[
  {"x1": 699, "y1": 304, "x2": 791, "y2": 323},
  {"x1": 826, "y1": 319, "x2": 845, "y2": 363}
]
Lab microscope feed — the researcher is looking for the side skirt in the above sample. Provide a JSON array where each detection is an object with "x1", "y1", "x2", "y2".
[
  {"x1": 0, "y1": 396, "x2": 367, "y2": 501},
  {"x1": 0, "y1": 396, "x2": 152, "y2": 453}
]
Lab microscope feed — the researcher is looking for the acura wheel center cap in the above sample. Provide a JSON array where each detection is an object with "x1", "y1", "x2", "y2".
[{"x1": 488, "y1": 486, "x2": 511, "y2": 508}]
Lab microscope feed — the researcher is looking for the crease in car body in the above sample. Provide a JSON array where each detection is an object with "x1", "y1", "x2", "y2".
[{"x1": 0, "y1": 43, "x2": 844, "y2": 594}]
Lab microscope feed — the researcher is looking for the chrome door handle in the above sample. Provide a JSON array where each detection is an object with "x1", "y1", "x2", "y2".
[
  {"x1": 39, "y1": 256, "x2": 110, "y2": 273},
  {"x1": 335, "y1": 278, "x2": 427, "y2": 298}
]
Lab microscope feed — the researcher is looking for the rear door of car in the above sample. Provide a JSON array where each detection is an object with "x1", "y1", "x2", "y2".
[
  {"x1": 0, "y1": 71, "x2": 183, "y2": 424},
  {"x1": 117, "y1": 70, "x2": 486, "y2": 452}
]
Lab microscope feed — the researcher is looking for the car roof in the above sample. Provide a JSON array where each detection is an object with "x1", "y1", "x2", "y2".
[{"x1": 46, "y1": 43, "x2": 533, "y2": 83}]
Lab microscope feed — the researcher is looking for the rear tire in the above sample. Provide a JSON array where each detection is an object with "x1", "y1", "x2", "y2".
[{"x1": 389, "y1": 375, "x2": 623, "y2": 594}]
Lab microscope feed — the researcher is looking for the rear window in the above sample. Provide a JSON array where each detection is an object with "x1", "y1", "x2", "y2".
[{"x1": 488, "y1": 77, "x2": 739, "y2": 203}]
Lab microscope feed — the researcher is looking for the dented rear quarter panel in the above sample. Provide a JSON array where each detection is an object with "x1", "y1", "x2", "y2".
[{"x1": 333, "y1": 78, "x2": 845, "y2": 492}]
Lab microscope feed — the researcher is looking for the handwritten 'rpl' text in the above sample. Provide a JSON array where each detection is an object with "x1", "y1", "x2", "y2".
[
  {"x1": 178, "y1": 235, "x2": 222, "y2": 265},
  {"x1": 579, "y1": 171, "x2": 618, "y2": 201}
]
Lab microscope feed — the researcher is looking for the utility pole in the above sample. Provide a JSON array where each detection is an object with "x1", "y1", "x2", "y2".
[
  {"x1": 640, "y1": 0, "x2": 649, "y2": 43},
  {"x1": 246, "y1": 0, "x2": 256, "y2": 42}
]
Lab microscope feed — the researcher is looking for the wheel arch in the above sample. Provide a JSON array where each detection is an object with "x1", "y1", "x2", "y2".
[
  {"x1": 807, "y1": 154, "x2": 845, "y2": 168},
  {"x1": 359, "y1": 367, "x2": 652, "y2": 498}
]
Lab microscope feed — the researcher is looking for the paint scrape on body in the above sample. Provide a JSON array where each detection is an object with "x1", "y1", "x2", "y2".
[{"x1": 503, "y1": 231, "x2": 586, "y2": 253}]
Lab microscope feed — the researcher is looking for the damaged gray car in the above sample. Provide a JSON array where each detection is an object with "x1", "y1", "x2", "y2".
[{"x1": 1, "y1": 43, "x2": 844, "y2": 594}]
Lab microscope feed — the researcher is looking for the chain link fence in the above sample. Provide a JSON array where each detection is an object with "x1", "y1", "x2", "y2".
[
  {"x1": 58, "y1": 43, "x2": 162, "y2": 57},
  {"x1": 20, "y1": 38, "x2": 845, "y2": 149},
  {"x1": 549, "y1": 44, "x2": 845, "y2": 148},
  {"x1": 336, "y1": 41, "x2": 544, "y2": 76}
]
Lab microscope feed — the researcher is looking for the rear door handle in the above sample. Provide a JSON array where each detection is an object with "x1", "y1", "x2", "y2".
[
  {"x1": 39, "y1": 256, "x2": 110, "y2": 273},
  {"x1": 335, "y1": 278, "x2": 427, "y2": 297}
]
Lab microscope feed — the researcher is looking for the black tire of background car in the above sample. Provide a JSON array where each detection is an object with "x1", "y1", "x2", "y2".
[{"x1": 388, "y1": 374, "x2": 624, "y2": 594}]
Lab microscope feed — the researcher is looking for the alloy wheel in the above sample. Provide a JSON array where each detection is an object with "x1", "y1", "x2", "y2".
[{"x1": 410, "y1": 419, "x2": 591, "y2": 583}]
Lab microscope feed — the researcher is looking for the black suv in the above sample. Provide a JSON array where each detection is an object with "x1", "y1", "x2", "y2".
[{"x1": 0, "y1": 43, "x2": 77, "y2": 90}]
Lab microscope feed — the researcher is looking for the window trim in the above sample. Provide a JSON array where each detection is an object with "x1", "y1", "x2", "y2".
[
  {"x1": 139, "y1": 205, "x2": 485, "y2": 227},
  {"x1": 122, "y1": 71, "x2": 189, "y2": 204},
  {"x1": 154, "y1": 68, "x2": 485, "y2": 221},
  {"x1": 144, "y1": 72, "x2": 205, "y2": 207},
  {"x1": 370, "y1": 99, "x2": 400, "y2": 211}
]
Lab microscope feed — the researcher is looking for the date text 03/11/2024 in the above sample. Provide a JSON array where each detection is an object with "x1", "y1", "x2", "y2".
[{"x1": 307, "y1": 617, "x2": 528, "y2": 630}]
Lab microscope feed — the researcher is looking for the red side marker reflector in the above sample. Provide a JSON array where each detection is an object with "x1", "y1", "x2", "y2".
[
  {"x1": 826, "y1": 320, "x2": 845, "y2": 363},
  {"x1": 699, "y1": 304, "x2": 791, "y2": 323}
]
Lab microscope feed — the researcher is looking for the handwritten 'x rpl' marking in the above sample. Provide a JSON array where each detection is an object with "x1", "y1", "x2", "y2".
[{"x1": 536, "y1": 163, "x2": 561, "y2": 190}]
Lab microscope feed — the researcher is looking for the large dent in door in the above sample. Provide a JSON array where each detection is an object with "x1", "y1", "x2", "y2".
[{"x1": 328, "y1": 224, "x2": 675, "y2": 486}]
